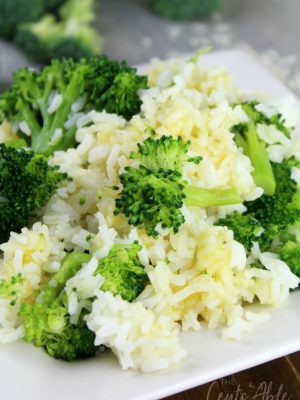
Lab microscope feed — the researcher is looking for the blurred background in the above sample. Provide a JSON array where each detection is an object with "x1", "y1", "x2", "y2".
[{"x1": 0, "y1": 0, "x2": 299, "y2": 94}]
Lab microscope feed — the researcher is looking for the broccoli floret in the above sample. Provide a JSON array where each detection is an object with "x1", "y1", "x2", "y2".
[
  {"x1": 216, "y1": 212, "x2": 262, "y2": 252},
  {"x1": 130, "y1": 135, "x2": 202, "y2": 173},
  {"x1": 51, "y1": 244, "x2": 147, "y2": 304},
  {"x1": 0, "y1": 144, "x2": 68, "y2": 243},
  {"x1": 48, "y1": 244, "x2": 147, "y2": 303},
  {"x1": 20, "y1": 243, "x2": 147, "y2": 360},
  {"x1": 20, "y1": 252, "x2": 98, "y2": 361},
  {"x1": 277, "y1": 239, "x2": 300, "y2": 278},
  {"x1": 98, "y1": 69, "x2": 148, "y2": 120},
  {"x1": 115, "y1": 136, "x2": 242, "y2": 238},
  {"x1": 232, "y1": 101, "x2": 278, "y2": 196},
  {"x1": 146, "y1": 0, "x2": 222, "y2": 20},
  {"x1": 247, "y1": 158, "x2": 300, "y2": 249},
  {"x1": 15, "y1": 0, "x2": 102, "y2": 63},
  {"x1": 59, "y1": 0, "x2": 94, "y2": 23},
  {"x1": 0, "y1": 87, "x2": 18, "y2": 126},
  {"x1": 0, "y1": 0, "x2": 64, "y2": 39},
  {"x1": 15, "y1": 15, "x2": 62, "y2": 64},
  {"x1": 47, "y1": 25, "x2": 102, "y2": 61},
  {"x1": 80, "y1": 57, "x2": 147, "y2": 120},
  {"x1": 96, "y1": 242, "x2": 148, "y2": 302},
  {"x1": 0, "y1": 57, "x2": 147, "y2": 155},
  {"x1": 216, "y1": 158, "x2": 300, "y2": 252},
  {"x1": 20, "y1": 294, "x2": 97, "y2": 361}
]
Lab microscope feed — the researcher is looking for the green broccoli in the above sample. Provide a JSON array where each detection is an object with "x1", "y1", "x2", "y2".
[
  {"x1": 247, "y1": 158, "x2": 300, "y2": 249},
  {"x1": 97, "y1": 69, "x2": 148, "y2": 120},
  {"x1": 15, "y1": 0, "x2": 102, "y2": 63},
  {"x1": 47, "y1": 243, "x2": 148, "y2": 304},
  {"x1": 0, "y1": 144, "x2": 68, "y2": 244},
  {"x1": 215, "y1": 157, "x2": 300, "y2": 253},
  {"x1": 47, "y1": 252, "x2": 92, "y2": 297},
  {"x1": 130, "y1": 135, "x2": 202, "y2": 173},
  {"x1": 20, "y1": 293, "x2": 97, "y2": 361},
  {"x1": 4, "y1": 139, "x2": 28, "y2": 149},
  {"x1": 20, "y1": 243, "x2": 147, "y2": 360},
  {"x1": 59, "y1": 0, "x2": 94, "y2": 23},
  {"x1": 145, "y1": 0, "x2": 222, "y2": 20},
  {"x1": 20, "y1": 251, "x2": 98, "y2": 361},
  {"x1": 47, "y1": 24, "x2": 102, "y2": 61},
  {"x1": 0, "y1": 0, "x2": 64, "y2": 39},
  {"x1": 15, "y1": 16, "x2": 62, "y2": 64},
  {"x1": 277, "y1": 239, "x2": 300, "y2": 278},
  {"x1": 231, "y1": 101, "x2": 281, "y2": 196},
  {"x1": 216, "y1": 212, "x2": 262, "y2": 252},
  {"x1": 96, "y1": 242, "x2": 148, "y2": 302},
  {"x1": 115, "y1": 136, "x2": 242, "y2": 238},
  {"x1": 0, "y1": 57, "x2": 147, "y2": 155}
]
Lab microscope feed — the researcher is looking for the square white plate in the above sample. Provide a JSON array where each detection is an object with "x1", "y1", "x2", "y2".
[{"x1": 1, "y1": 50, "x2": 300, "y2": 400}]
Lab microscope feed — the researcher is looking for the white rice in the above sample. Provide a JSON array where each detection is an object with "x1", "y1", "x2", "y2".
[
  {"x1": 64, "y1": 112, "x2": 85, "y2": 130},
  {"x1": 71, "y1": 95, "x2": 87, "y2": 113},
  {"x1": 86, "y1": 290, "x2": 186, "y2": 373},
  {"x1": 49, "y1": 128, "x2": 63, "y2": 146},
  {"x1": 76, "y1": 112, "x2": 94, "y2": 128},
  {"x1": 47, "y1": 93, "x2": 63, "y2": 114},
  {"x1": 19, "y1": 121, "x2": 31, "y2": 137}
]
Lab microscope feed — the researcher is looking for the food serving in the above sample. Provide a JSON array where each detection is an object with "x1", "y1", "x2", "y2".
[{"x1": 0, "y1": 53, "x2": 299, "y2": 373}]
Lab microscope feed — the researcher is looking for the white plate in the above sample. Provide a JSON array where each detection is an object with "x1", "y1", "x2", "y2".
[{"x1": 1, "y1": 50, "x2": 300, "y2": 400}]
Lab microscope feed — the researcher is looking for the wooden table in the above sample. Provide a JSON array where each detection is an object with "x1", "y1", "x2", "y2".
[{"x1": 164, "y1": 352, "x2": 300, "y2": 400}]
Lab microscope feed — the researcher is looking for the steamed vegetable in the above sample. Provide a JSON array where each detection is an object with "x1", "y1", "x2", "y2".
[
  {"x1": 247, "y1": 158, "x2": 300, "y2": 249},
  {"x1": 115, "y1": 135, "x2": 242, "y2": 238},
  {"x1": 0, "y1": 144, "x2": 68, "y2": 244},
  {"x1": 20, "y1": 243, "x2": 147, "y2": 360},
  {"x1": 232, "y1": 102, "x2": 277, "y2": 195},
  {"x1": 217, "y1": 212, "x2": 262, "y2": 252},
  {"x1": 0, "y1": 0, "x2": 64, "y2": 39},
  {"x1": 277, "y1": 238, "x2": 300, "y2": 278},
  {"x1": 216, "y1": 158, "x2": 300, "y2": 255},
  {"x1": 20, "y1": 252, "x2": 96, "y2": 361},
  {"x1": 0, "y1": 56, "x2": 147, "y2": 155},
  {"x1": 145, "y1": 0, "x2": 222, "y2": 20},
  {"x1": 15, "y1": 0, "x2": 102, "y2": 63},
  {"x1": 96, "y1": 242, "x2": 148, "y2": 302},
  {"x1": 20, "y1": 289, "x2": 98, "y2": 362}
]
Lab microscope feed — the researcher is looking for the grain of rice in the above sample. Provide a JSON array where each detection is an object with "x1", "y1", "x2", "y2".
[
  {"x1": 19, "y1": 121, "x2": 31, "y2": 136},
  {"x1": 47, "y1": 93, "x2": 63, "y2": 113},
  {"x1": 71, "y1": 95, "x2": 87, "y2": 113},
  {"x1": 49, "y1": 128, "x2": 63, "y2": 146}
]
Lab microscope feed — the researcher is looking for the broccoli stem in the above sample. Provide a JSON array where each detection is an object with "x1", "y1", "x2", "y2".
[
  {"x1": 237, "y1": 121, "x2": 276, "y2": 196},
  {"x1": 31, "y1": 76, "x2": 83, "y2": 155},
  {"x1": 184, "y1": 186, "x2": 242, "y2": 207},
  {"x1": 50, "y1": 70, "x2": 83, "y2": 132},
  {"x1": 16, "y1": 100, "x2": 41, "y2": 138},
  {"x1": 4, "y1": 139, "x2": 27, "y2": 149},
  {"x1": 49, "y1": 252, "x2": 91, "y2": 295}
]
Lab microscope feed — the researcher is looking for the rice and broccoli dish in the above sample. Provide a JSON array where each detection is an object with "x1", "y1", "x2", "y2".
[{"x1": 0, "y1": 53, "x2": 299, "y2": 373}]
